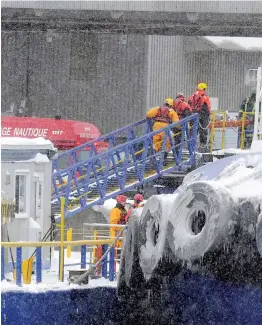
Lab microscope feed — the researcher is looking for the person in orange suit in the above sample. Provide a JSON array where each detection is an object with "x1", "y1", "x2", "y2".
[
  {"x1": 173, "y1": 93, "x2": 192, "y2": 119},
  {"x1": 146, "y1": 98, "x2": 179, "y2": 160},
  {"x1": 110, "y1": 195, "x2": 132, "y2": 250},
  {"x1": 132, "y1": 193, "x2": 144, "y2": 209},
  {"x1": 189, "y1": 82, "x2": 211, "y2": 148}
]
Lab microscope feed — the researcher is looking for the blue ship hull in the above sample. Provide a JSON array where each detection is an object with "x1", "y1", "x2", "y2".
[{"x1": 2, "y1": 271, "x2": 262, "y2": 325}]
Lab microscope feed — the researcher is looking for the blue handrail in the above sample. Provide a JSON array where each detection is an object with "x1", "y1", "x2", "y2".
[
  {"x1": 52, "y1": 118, "x2": 151, "y2": 172},
  {"x1": 52, "y1": 114, "x2": 198, "y2": 218}
]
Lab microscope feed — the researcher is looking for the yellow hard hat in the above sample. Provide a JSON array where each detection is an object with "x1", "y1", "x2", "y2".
[
  {"x1": 165, "y1": 98, "x2": 174, "y2": 106},
  {"x1": 197, "y1": 82, "x2": 207, "y2": 90}
]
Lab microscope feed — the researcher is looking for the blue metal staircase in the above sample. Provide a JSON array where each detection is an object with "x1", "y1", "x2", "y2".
[{"x1": 52, "y1": 114, "x2": 198, "y2": 219}]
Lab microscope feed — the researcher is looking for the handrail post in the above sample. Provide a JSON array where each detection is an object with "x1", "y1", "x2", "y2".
[
  {"x1": 92, "y1": 230, "x2": 97, "y2": 263},
  {"x1": 66, "y1": 228, "x2": 73, "y2": 258},
  {"x1": 210, "y1": 111, "x2": 215, "y2": 153},
  {"x1": 101, "y1": 245, "x2": 108, "y2": 278},
  {"x1": 221, "y1": 111, "x2": 226, "y2": 150},
  {"x1": 16, "y1": 247, "x2": 22, "y2": 286},
  {"x1": 36, "y1": 247, "x2": 42, "y2": 283},
  {"x1": 109, "y1": 247, "x2": 115, "y2": 281},
  {"x1": 240, "y1": 112, "x2": 246, "y2": 150},
  {"x1": 81, "y1": 245, "x2": 86, "y2": 269},
  {"x1": 1, "y1": 246, "x2": 5, "y2": 281},
  {"x1": 59, "y1": 197, "x2": 65, "y2": 282}
]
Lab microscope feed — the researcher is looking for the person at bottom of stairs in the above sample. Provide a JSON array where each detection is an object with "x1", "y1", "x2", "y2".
[
  {"x1": 146, "y1": 98, "x2": 179, "y2": 164},
  {"x1": 132, "y1": 193, "x2": 145, "y2": 209},
  {"x1": 110, "y1": 195, "x2": 132, "y2": 258}
]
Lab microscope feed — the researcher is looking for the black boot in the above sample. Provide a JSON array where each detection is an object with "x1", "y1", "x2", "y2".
[{"x1": 163, "y1": 152, "x2": 169, "y2": 166}]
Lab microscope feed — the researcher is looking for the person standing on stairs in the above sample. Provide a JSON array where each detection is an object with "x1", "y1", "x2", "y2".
[
  {"x1": 110, "y1": 195, "x2": 132, "y2": 252},
  {"x1": 173, "y1": 92, "x2": 192, "y2": 119},
  {"x1": 189, "y1": 82, "x2": 211, "y2": 151},
  {"x1": 146, "y1": 98, "x2": 179, "y2": 161}
]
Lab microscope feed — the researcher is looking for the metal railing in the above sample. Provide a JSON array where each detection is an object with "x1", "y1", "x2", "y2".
[
  {"x1": 82, "y1": 223, "x2": 125, "y2": 263},
  {"x1": 209, "y1": 111, "x2": 261, "y2": 153},
  {"x1": 1, "y1": 197, "x2": 118, "y2": 286},
  {"x1": 52, "y1": 114, "x2": 198, "y2": 218}
]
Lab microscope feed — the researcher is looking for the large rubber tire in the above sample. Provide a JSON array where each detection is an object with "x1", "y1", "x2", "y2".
[
  {"x1": 167, "y1": 181, "x2": 236, "y2": 261},
  {"x1": 139, "y1": 194, "x2": 178, "y2": 280},
  {"x1": 256, "y1": 211, "x2": 262, "y2": 257}
]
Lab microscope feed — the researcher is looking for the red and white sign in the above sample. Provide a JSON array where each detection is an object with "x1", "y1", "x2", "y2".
[{"x1": 1, "y1": 116, "x2": 104, "y2": 150}]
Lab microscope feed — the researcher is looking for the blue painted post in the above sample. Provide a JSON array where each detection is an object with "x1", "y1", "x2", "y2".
[
  {"x1": 81, "y1": 245, "x2": 86, "y2": 269},
  {"x1": 109, "y1": 247, "x2": 115, "y2": 281},
  {"x1": 36, "y1": 247, "x2": 42, "y2": 283},
  {"x1": 1, "y1": 247, "x2": 5, "y2": 281},
  {"x1": 16, "y1": 247, "x2": 22, "y2": 286},
  {"x1": 102, "y1": 245, "x2": 108, "y2": 279}
]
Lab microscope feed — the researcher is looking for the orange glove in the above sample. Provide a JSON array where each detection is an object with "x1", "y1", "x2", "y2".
[{"x1": 125, "y1": 208, "x2": 133, "y2": 222}]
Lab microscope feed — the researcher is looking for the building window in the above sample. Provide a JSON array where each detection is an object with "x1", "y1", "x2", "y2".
[
  {"x1": 15, "y1": 174, "x2": 27, "y2": 214},
  {"x1": 70, "y1": 32, "x2": 98, "y2": 81}
]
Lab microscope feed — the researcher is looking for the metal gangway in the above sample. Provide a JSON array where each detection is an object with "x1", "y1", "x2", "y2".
[{"x1": 52, "y1": 114, "x2": 198, "y2": 219}]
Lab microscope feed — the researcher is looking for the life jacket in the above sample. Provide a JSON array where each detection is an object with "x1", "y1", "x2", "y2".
[
  {"x1": 174, "y1": 99, "x2": 192, "y2": 118},
  {"x1": 154, "y1": 105, "x2": 171, "y2": 123},
  {"x1": 192, "y1": 90, "x2": 210, "y2": 113},
  {"x1": 133, "y1": 201, "x2": 144, "y2": 209},
  {"x1": 115, "y1": 203, "x2": 127, "y2": 225}
]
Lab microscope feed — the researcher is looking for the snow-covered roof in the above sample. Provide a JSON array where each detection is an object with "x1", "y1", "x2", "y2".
[
  {"x1": 204, "y1": 37, "x2": 262, "y2": 52},
  {"x1": 0, "y1": 137, "x2": 56, "y2": 150}
]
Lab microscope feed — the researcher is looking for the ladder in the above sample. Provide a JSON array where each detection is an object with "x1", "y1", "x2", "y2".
[{"x1": 52, "y1": 114, "x2": 199, "y2": 219}]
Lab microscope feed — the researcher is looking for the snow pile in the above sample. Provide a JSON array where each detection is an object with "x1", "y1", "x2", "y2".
[
  {"x1": 92, "y1": 198, "x2": 146, "y2": 221},
  {"x1": 16, "y1": 153, "x2": 50, "y2": 163},
  {"x1": 1, "y1": 137, "x2": 55, "y2": 150}
]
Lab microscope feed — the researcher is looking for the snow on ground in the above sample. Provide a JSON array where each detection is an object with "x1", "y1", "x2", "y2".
[{"x1": 1, "y1": 250, "x2": 117, "y2": 292}]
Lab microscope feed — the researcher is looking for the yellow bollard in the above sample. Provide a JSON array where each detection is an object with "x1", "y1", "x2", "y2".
[
  {"x1": 240, "y1": 112, "x2": 246, "y2": 150},
  {"x1": 92, "y1": 230, "x2": 97, "y2": 263},
  {"x1": 22, "y1": 257, "x2": 34, "y2": 284},
  {"x1": 59, "y1": 197, "x2": 65, "y2": 282},
  {"x1": 66, "y1": 228, "x2": 73, "y2": 258}
]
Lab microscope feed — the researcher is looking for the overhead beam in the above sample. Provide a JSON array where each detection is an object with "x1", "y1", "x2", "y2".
[{"x1": 2, "y1": 8, "x2": 262, "y2": 37}]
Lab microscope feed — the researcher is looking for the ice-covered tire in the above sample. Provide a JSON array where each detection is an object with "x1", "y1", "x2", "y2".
[
  {"x1": 117, "y1": 210, "x2": 146, "y2": 301},
  {"x1": 124, "y1": 211, "x2": 144, "y2": 287},
  {"x1": 139, "y1": 194, "x2": 178, "y2": 280},
  {"x1": 256, "y1": 211, "x2": 262, "y2": 257},
  {"x1": 167, "y1": 181, "x2": 236, "y2": 261}
]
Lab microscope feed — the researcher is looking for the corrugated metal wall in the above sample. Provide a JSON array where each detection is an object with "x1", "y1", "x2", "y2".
[
  {"x1": 1, "y1": 31, "x2": 148, "y2": 133},
  {"x1": 184, "y1": 50, "x2": 262, "y2": 111},
  {"x1": 147, "y1": 36, "x2": 262, "y2": 112},
  {"x1": 146, "y1": 36, "x2": 186, "y2": 108},
  {"x1": 2, "y1": 1, "x2": 262, "y2": 14},
  {"x1": 2, "y1": 31, "x2": 262, "y2": 136}
]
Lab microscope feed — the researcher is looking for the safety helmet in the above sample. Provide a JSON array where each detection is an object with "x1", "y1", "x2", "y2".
[
  {"x1": 165, "y1": 98, "x2": 174, "y2": 107},
  {"x1": 197, "y1": 82, "x2": 207, "y2": 90},
  {"x1": 176, "y1": 92, "x2": 185, "y2": 99},
  {"x1": 116, "y1": 195, "x2": 127, "y2": 204},
  {"x1": 134, "y1": 193, "x2": 144, "y2": 202}
]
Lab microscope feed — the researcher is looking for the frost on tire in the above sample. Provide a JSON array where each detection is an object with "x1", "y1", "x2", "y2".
[
  {"x1": 117, "y1": 210, "x2": 146, "y2": 301},
  {"x1": 139, "y1": 194, "x2": 178, "y2": 280},
  {"x1": 256, "y1": 211, "x2": 262, "y2": 257},
  {"x1": 167, "y1": 181, "x2": 236, "y2": 261}
]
